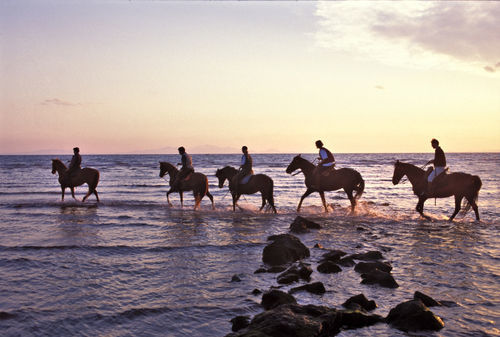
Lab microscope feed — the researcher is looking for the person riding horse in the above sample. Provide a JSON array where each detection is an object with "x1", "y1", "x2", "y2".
[
  {"x1": 423, "y1": 138, "x2": 446, "y2": 196},
  {"x1": 171, "y1": 146, "x2": 194, "y2": 192},
  {"x1": 63, "y1": 147, "x2": 82, "y2": 186},
  {"x1": 232, "y1": 146, "x2": 253, "y2": 195},
  {"x1": 314, "y1": 140, "x2": 335, "y2": 185}
]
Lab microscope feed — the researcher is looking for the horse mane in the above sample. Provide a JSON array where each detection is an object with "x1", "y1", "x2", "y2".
[
  {"x1": 397, "y1": 161, "x2": 425, "y2": 174},
  {"x1": 52, "y1": 158, "x2": 67, "y2": 169},
  {"x1": 159, "y1": 161, "x2": 178, "y2": 172},
  {"x1": 295, "y1": 155, "x2": 316, "y2": 170}
]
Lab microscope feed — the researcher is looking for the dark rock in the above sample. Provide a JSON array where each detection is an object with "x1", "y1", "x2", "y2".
[
  {"x1": 317, "y1": 261, "x2": 342, "y2": 274},
  {"x1": 414, "y1": 291, "x2": 441, "y2": 307},
  {"x1": 321, "y1": 249, "x2": 347, "y2": 262},
  {"x1": 354, "y1": 261, "x2": 392, "y2": 273},
  {"x1": 231, "y1": 316, "x2": 250, "y2": 332},
  {"x1": 289, "y1": 216, "x2": 321, "y2": 233},
  {"x1": 261, "y1": 289, "x2": 297, "y2": 310},
  {"x1": 277, "y1": 271, "x2": 299, "y2": 285},
  {"x1": 342, "y1": 294, "x2": 377, "y2": 311},
  {"x1": 227, "y1": 303, "x2": 335, "y2": 337},
  {"x1": 0, "y1": 312, "x2": 16, "y2": 320},
  {"x1": 314, "y1": 243, "x2": 324, "y2": 249},
  {"x1": 231, "y1": 275, "x2": 242, "y2": 282},
  {"x1": 268, "y1": 266, "x2": 287, "y2": 273},
  {"x1": 337, "y1": 310, "x2": 384, "y2": 329},
  {"x1": 277, "y1": 263, "x2": 312, "y2": 284},
  {"x1": 251, "y1": 289, "x2": 262, "y2": 295},
  {"x1": 337, "y1": 257, "x2": 355, "y2": 267},
  {"x1": 297, "y1": 263, "x2": 313, "y2": 280},
  {"x1": 350, "y1": 250, "x2": 384, "y2": 261},
  {"x1": 386, "y1": 300, "x2": 444, "y2": 332},
  {"x1": 262, "y1": 234, "x2": 310, "y2": 266},
  {"x1": 356, "y1": 226, "x2": 366, "y2": 231},
  {"x1": 360, "y1": 269, "x2": 399, "y2": 288},
  {"x1": 289, "y1": 282, "x2": 326, "y2": 295},
  {"x1": 439, "y1": 300, "x2": 459, "y2": 307},
  {"x1": 254, "y1": 268, "x2": 267, "y2": 274}
]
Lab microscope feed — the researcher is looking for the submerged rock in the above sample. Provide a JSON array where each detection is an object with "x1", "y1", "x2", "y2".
[
  {"x1": 321, "y1": 249, "x2": 347, "y2": 262},
  {"x1": 289, "y1": 216, "x2": 321, "y2": 233},
  {"x1": 317, "y1": 261, "x2": 342, "y2": 274},
  {"x1": 289, "y1": 282, "x2": 326, "y2": 295},
  {"x1": 349, "y1": 250, "x2": 384, "y2": 261},
  {"x1": 360, "y1": 269, "x2": 399, "y2": 288},
  {"x1": 337, "y1": 256, "x2": 355, "y2": 267},
  {"x1": 386, "y1": 300, "x2": 444, "y2": 332},
  {"x1": 262, "y1": 234, "x2": 310, "y2": 266},
  {"x1": 342, "y1": 294, "x2": 377, "y2": 311},
  {"x1": 230, "y1": 316, "x2": 250, "y2": 332},
  {"x1": 354, "y1": 261, "x2": 392, "y2": 274},
  {"x1": 414, "y1": 291, "x2": 441, "y2": 307},
  {"x1": 277, "y1": 263, "x2": 312, "y2": 284}
]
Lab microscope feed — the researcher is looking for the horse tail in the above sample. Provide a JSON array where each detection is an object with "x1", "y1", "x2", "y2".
[
  {"x1": 354, "y1": 174, "x2": 365, "y2": 200},
  {"x1": 461, "y1": 175, "x2": 482, "y2": 215},
  {"x1": 91, "y1": 170, "x2": 100, "y2": 192}
]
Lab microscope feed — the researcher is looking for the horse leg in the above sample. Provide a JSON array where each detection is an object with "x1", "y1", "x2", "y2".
[
  {"x1": 319, "y1": 191, "x2": 328, "y2": 213},
  {"x1": 70, "y1": 187, "x2": 78, "y2": 201},
  {"x1": 416, "y1": 197, "x2": 430, "y2": 219},
  {"x1": 232, "y1": 193, "x2": 242, "y2": 212},
  {"x1": 166, "y1": 190, "x2": 174, "y2": 207},
  {"x1": 465, "y1": 195, "x2": 480, "y2": 221},
  {"x1": 268, "y1": 194, "x2": 277, "y2": 214},
  {"x1": 94, "y1": 189, "x2": 100, "y2": 202},
  {"x1": 206, "y1": 191, "x2": 215, "y2": 210},
  {"x1": 449, "y1": 195, "x2": 463, "y2": 221},
  {"x1": 259, "y1": 194, "x2": 266, "y2": 212},
  {"x1": 297, "y1": 188, "x2": 315, "y2": 212},
  {"x1": 179, "y1": 191, "x2": 184, "y2": 208},
  {"x1": 193, "y1": 192, "x2": 201, "y2": 210},
  {"x1": 344, "y1": 188, "x2": 356, "y2": 213},
  {"x1": 61, "y1": 186, "x2": 65, "y2": 201}
]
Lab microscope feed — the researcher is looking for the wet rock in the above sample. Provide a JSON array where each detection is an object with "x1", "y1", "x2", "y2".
[
  {"x1": 386, "y1": 300, "x2": 444, "y2": 332},
  {"x1": 277, "y1": 271, "x2": 299, "y2": 285},
  {"x1": 337, "y1": 256, "x2": 355, "y2": 267},
  {"x1": 289, "y1": 282, "x2": 326, "y2": 295},
  {"x1": 254, "y1": 268, "x2": 267, "y2": 274},
  {"x1": 350, "y1": 250, "x2": 384, "y2": 261},
  {"x1": 336, "y1": 310, "x2": 384, "y2": 329},
  {"x1": 0, "y1": 312, "x2": 16, "y2": 320},
  {"x1": 354, "y1": 261, "x2": 392, "y2": 274},
  {"x1": 321, "y1": 249, "x2": 347, "y2": 262},
  {"x1": 261, "y1": 289, "x2": 297, "y2": 310},
  {"x1": 439, "y1": 300, "x2": 459, "y2": 307},
  {"x1": 231, "y1": 275, "x2": 242, "y2": 282},
  {"x1": 226, "y1": 303, "x2": 335, "y2": 337},
  {"x1": 317, "y1": 261, "x2": 342, "y2": 274},
  {"x1": 254, "y1": 265, "x2": 287, "y2": 274},
  {"x1": 314, "y1": 243, "x2": 324, "y2": 249},
  {"x1": 289, "y1": 216, "x2": 321, "y2": 233},
  {"x1": 262, "y1": 234, "x2": 310, "y2": 266},
  {"x1": 414, "y1": 291, "x2": 441, "y2": 307},
  {"x1": 277, "y1": 263, "x2": 312, "y2": 284},
  {"x1": 230, "y1": 316, "x2": 250, "y2": 332},
  {"x1": 360, "y1": 269, "x2": 399, "y2": 288},
  {"x1": 251, "y1": 289, "x2": 262, "y2": 296},
  {"x1": 342, "y1": 294, "x2": 377, "y2": 311}
]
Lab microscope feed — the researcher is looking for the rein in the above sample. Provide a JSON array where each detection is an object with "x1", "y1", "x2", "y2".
[{"x1": 291, "y1": 170, "x2": 303, "y2": 176}]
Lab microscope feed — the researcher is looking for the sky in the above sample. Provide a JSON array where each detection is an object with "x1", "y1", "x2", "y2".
[{"x1": 1, "y1": 1, "x2": 499, "y2": 154}]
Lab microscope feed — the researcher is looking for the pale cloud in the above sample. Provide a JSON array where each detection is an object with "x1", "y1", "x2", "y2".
[
  {"x1": 484, "y1": 66, "x2": 495, "y2": 73},
  {"x1": 315, "y1": 2, "x2": 500, "y2": 74},
  {"x1": 41, "y1": 98, "x2": 79, "y2": 106},
  {"x1": 375, "y1": 85, "x2": 384, "y2": 90}
]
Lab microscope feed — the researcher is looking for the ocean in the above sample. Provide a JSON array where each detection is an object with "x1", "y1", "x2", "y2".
[{"x1": 0, "y1": 153, "x2": 498, "y2": 336}]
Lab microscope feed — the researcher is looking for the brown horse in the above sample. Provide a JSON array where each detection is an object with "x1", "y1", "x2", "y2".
[
  {"x1": 159, "y1": 162, "x2": 214, "y2": 210},
  {"x1": 51, "y1": 159, "x2": 100, "y2": 202},
  {"x1": 286, "y1": 155, "x2": 364, "y2": 212},
  {"x1": 392, "y1": 160, "x2": 481, "y2": 221},
  {"x1": 215, "y1": 166, "x2": 276, "y2": 213}
]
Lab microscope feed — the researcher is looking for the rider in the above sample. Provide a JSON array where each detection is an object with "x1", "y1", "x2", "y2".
[
  {"x1": 64, "y1": 147, "x2": 82, "y2": 185},
  {"x1": 233, "y1": 146, "x2": 253, "y2": 194},
  {"x1": 424, "y1": 138, "x2": 447, "y2": 195},
  {"x1": 315, "y1": 140, "x2": 335, "y2": 177},
  {"x1": 171, "y1": 146, "x2": 194, "y2": 191}
]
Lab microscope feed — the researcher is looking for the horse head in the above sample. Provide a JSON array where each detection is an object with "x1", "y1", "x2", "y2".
[
  {"x1": 392, "y1": 160, "x2": 405, "y2": 185},
  {"x1": 51, "y1": 159, "x2": 66, "y2": 175},
  {"x1": 159, "y1": 162, "x2": 176, "y2": 178},
  {"x1": 286, "y1": 154, "x2": 303, "y2": 174},
  {"x1": 215, "y1": 166, "x2": 236, "y2": 188},
  {"x1": 215, "y1": 168, "x2": 225, "y2": 188}
]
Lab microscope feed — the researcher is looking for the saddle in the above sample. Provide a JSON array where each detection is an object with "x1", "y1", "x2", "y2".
[
  {"x1": 240, "y1": 174, "x2": 253, "y2": 185},
  {"x1": 183, "y1": 172, "x2": 193, "y2": 181}
]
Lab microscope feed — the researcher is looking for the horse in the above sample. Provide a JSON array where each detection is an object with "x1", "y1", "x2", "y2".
[
  {"x1": 159, "y1": 162, "x2": 214, "y2": 210},
  {"x1": 286, "y1": 155, "x2": 364, "y2": 213},
  {"x1": 392, "y1": 160, "x2": 481, "y2": 221},
  {"x1": 51, "y1": 159, "x2": 100, "y2": 202},
  {"x1": 215, "y1": 166, "x2": 276, "y2": 213}
]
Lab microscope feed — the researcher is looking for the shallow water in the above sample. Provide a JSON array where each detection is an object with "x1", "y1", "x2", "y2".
[{"x1": 0, "y1": 153, "x2": 498, "y2": 336}]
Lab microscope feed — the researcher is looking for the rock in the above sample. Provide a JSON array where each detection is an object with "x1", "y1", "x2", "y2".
[
  {"x1": 386, "y1": 300, "x2": 444, "y2": 332},
  {"x1": 0, "y1": 312, "x2": 16, "y2": 320},
  {"x1": 277, "y1": 271, "x2": 299, "y2": 285},
  {"x1": 231, "y1": 275, "x2": 242, "y2": 282},
  {"x1": 289, "y1": 282, "x2": 326, "y2": 295},
  {"x1": 360, "y1": 269, "x2": 399, "y2": 288},
  {"x1": 262, "y1": 234, "x2": 310, "y2": 266},
  {"x1": 414, "y1": 291, "x2": 441, "y2": 307},
  {"x1": 254, "y1": 268, "x2": 267, "y2": 274},
  {"x1": 317, "y1": 261, "x2": 342, "y2": 274},
  {"x1": 337, "y1": 257, "x2": 355, "y2": 267},
  {"x1": 230, "y1": 316, "x2": 250, "y2": 332},
  {"x1": 354, "y1": 261, "x2": 392, "y2": 273},
  {"x1": 342, "y1": 294, "x2": 377, "y2": 311},
  {"x1": 261, "y1": 289, "x2": 297, "y2": 310},
  {"x1": 336, "y1": 310, "x2": 384, "y2": 329},
  {"x1": 314, "y1": 243, "x2": 324, "y2": 249},
  {"x1": 289, "y1": 216, "x2": 321, "y2": 233},
  {"x1": 226, "y1": 303, "x2": 335, "y2": 337},
  {"x1": 349, "y1": 250, "x2": 384, "y2": 261},
  {"x1": 321, "y1": 249, "x2": 347, "y2": 262},
  {"x1": 277, "y1": 263, "x2": 312, "y2": 284},
  {"x1": 251, "y1": 289, "x2": 262, "y2": 296}
]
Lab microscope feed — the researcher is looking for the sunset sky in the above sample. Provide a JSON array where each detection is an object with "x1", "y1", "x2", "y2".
[{"x1": 1, "y1": 1, "x2": 499, "y2": 154}]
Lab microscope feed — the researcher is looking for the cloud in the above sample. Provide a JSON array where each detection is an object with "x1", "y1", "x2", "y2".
[
  {"x1": 315, "y1": 2, "x2": 500, "y2": 74},
  {"x1": 484, "y1": 66, "x2": 495, "y2": 73},
  {"x1": 375, "y1": 85, "x2": 384, "y2": 90},
  {"x1": 496, "y1": 62, "x2": 500, "y2": 68},
  {"x1": 41, "y1": 98, "x2": 79, "y2": 106}
]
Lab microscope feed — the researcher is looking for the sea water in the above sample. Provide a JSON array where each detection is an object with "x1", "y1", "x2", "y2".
[{"x1": 0, "y1": 153, "x2": 498, "y2": 336}]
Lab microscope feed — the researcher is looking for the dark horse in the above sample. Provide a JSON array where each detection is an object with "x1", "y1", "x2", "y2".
[
  {"x1": 51, "y1": 159, "x2": 100, "y2": 202},
  {"x1": 159, "y1": 162, "x2": 214, "y2": 210},
  {"x1": 215, "y1": 166, "x2": 276, "y2": 213},
  {"x1": 286, "y1": 155, "x2": 364, "y2": 212},
  {"x1": 392, "y1": 160, "x2": 481, "y2": 221}
]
